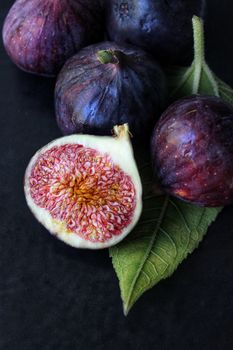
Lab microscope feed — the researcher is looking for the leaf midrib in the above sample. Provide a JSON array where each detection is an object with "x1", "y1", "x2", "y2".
[{"x1": 124, "y1": 195, "x2": 169, "y2": 313}]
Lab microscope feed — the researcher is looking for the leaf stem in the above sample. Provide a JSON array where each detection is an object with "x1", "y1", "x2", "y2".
[
  {"x1": 192, "y1": 16, "x2": 205, "y2": 94},
  {"x1": 193, "y1": 16, "x2": 205, "y2": 67}
]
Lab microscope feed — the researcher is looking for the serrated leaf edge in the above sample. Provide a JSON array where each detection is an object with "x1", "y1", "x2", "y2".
[{"x1": 111, "y1": 199, "x2": 221, "y2": 315}]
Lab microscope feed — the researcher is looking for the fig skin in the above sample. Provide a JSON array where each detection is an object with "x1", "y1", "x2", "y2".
[
  {"x1": 106, "y1": 0, "x2": 205, "y2": 66},
  {"x1": 2, "y1": 0, "x2": 104, "y2": 77},
  {"x1": 55, "y1": 41, "x2": 166, "y2": 137},
  {"x1": 151, "y1": 95, "x2": 233, "y2": 207}
]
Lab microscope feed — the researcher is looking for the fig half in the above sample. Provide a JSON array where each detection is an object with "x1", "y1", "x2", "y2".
[
  {"x1": 2, "y1": 0, "x2": 104, "y2": 76},
  {"x1": 24, "y1": 125, "x2": 142, "y2": 249},
  {"x1": 55, "y1": 41, "x2": 166, "y2": 137}
]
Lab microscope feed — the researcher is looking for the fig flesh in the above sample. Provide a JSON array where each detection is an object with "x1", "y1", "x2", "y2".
[
  {"x1": 55, "y1": 41, "x2": 166, "y2": 137},
  {"x1": 24, "y1": 125, "x2": 142, "y2": 249},
  {"x1": 2, "y1": 0, "x2": 104, "y2": 76},
  {"x1": 106, "y1": 0, "x2": 205, "y2": 65},
  {"x1": 151, "y1": 95, "x2": 233, "y2": 207}
]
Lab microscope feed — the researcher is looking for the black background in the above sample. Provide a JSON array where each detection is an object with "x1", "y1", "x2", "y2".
[{"x1": 1, "y1": 1, "x2": 233, "y2": 349}]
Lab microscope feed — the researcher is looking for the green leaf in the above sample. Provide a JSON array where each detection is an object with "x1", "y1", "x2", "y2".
[
  {"x1": 110, "y1": 16, "x2": 230, "y2": 315},
  {"x1": 166, "y1": 16, "x2": 233, "y2": 107},
  {"x1": 216, "y1": 77, "x2": 233, "y2": 106},
  {"x1": 110, "y1": 164, "x2": 221, "y2": 315}
]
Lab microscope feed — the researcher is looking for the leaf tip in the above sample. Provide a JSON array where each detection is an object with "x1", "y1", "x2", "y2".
[{"x1": 123, "y1": 303, "x2": 130, "y2": 316}]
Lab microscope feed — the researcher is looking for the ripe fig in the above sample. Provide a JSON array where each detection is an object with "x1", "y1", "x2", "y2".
[
  {"x1": 2, "y1": 0, "x2": 104, "y2": 76},
  {"x1": 106, "y1": 0, "x2": 205, "y2": 66},
  {"x1": 55, "y1": 41, "x2": 166, "y2": 137},
  {"x1": 151, "y1": 95, "x2": 233, "y2": 207},
  {"x1": 24, "y1": 124, "x2": 142, "y2": 249}
]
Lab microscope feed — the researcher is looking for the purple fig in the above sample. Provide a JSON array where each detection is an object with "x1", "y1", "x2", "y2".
[
  {"x1": 151, "y1": 95, "x2": 233, "y2": 207},
  {"x1": 105, "y1": 0, "x2": 205, "y2": 66},
  {"x1": 55, "y1": 41, "x2": 166, "y2": 137},
  {"x1": 2, "y1": 0, "x2": 104, "y2": 77}
]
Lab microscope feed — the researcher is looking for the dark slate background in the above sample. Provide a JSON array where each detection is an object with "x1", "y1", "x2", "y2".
[{"x1": 0, "y1": 1, "x2": 233, "y2": 349}]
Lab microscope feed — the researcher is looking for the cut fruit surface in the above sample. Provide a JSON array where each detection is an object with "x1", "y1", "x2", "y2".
[{"x1": 24, "y1": 125, "x2": 142, "y2": 249}]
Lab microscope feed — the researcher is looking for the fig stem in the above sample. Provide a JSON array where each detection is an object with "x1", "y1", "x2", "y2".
[
  {"x1": 113, "y1": 124, "x2": 132, "y2": 139},
  {"x1": 97, "y1": 50, "x2": 120, "y2": 65},
  {"x1": 192, "y1": 15, "x2": 205, "y2": 93}
]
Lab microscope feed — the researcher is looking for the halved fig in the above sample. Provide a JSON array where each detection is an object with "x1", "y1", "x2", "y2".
[{"x1": 24, "y1": 125, "x2": 142, "y2": 249}]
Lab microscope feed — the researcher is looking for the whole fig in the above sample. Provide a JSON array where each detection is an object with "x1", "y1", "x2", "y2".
[
  {"x1": 106, "y1": 0, "x2": 205, "y2": 66},
  {"x1": 55, "y1": 41, "x2": 166, "y2": 137},
  {"x1": 151, "y1": 95, "x2": 233, "y2": 207},
  {"x1": 2, "y1": 0, "x2": 104, "y2": 76}
]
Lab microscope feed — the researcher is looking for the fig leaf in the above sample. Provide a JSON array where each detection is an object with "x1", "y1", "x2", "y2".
[
  {"x1": 110, "y1": 16, "x2": 227, "y2": 315},
  {"x1": 166, "y1": 16, "x2": 233, "y2": 106},
  {"x1": 216, "y1": 77, "x2": 233, "y2": 106},
  {"x1": 110, "y1": 161, "x2": 220, "y2": 315}
]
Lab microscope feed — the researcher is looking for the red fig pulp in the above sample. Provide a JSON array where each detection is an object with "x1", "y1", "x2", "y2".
[{"x1": 2, "y1": 0, "x2": 104, "y2": 76}]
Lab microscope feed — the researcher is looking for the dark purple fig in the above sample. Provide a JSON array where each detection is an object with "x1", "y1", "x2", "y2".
[
  {"x1": 151, "y1": 95, "x2": 233, "y2": 207},
  {"x1": 55, "y1": 41, "x2": 166, "y2": 137},
  {"x1": 2, "y1": 0, "x2": 104, "y2": 77},
  {"x1": 106, "y1": 0, "x2": 205, "y2": 66}
]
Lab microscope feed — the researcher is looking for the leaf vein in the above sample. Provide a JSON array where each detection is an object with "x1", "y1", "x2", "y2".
[
  {"x1": 169, "y1": 199, "x2": 191, "y2": 233},
  {"x1": 124, "y1": 195, "x2": 169, "y2": 312},
  {"x1": 147, "y1": 259, "x2": 159, "y2": 276},
  {"x1": 150, "y1": 250, "x2": 169, "y2": 267}
]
